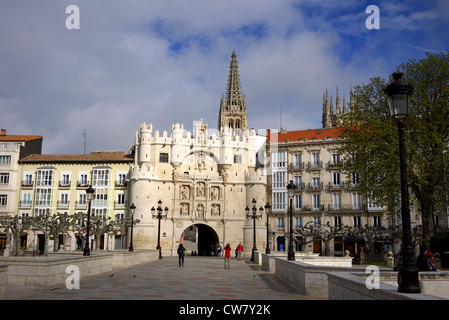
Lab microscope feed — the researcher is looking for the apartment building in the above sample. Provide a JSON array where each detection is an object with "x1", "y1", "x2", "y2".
[
  {"x1": 16, "y1": 151, "x2": 133, "y2": 252},
  {"x1": 267, "y1": 127, "x2": 387, "y2": 256}
]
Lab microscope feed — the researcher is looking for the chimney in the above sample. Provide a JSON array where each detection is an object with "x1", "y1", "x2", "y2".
[{"x1": 0, "y1": 129, "x2": 6, "y2": 136}]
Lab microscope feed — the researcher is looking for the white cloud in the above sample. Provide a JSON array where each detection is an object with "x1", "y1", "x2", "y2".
[{"x1": 0, "y1": 1, "x2": 447, "y2": 154}]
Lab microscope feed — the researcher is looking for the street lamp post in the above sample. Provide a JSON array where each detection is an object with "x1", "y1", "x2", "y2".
[
  {"x1": 83, "y1": 185, "x2": 95, "y2": 256},
  {"x1": 265, "y1": 202, "x2": 271, "y2": 254},
  {"x1": 151, "y1": 200, "x2": 168, "y2": 259},
  {"x1": 246, "y1": 198, "x2": 263, "y2": 262},
  {"x1": 129, "y1": 203, "x2": 136, "y2": 252},
  {"x1": 384, "y1": 72, "x2": 420, "y2": 293},
  {"x1": 286, "y1": 180, "x2": 297, "y2": 261}
]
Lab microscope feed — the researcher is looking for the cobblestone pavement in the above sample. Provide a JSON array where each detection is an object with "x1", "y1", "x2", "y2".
[{"x1": 3, "y1": 256, "x2": 327, "y2": 301}]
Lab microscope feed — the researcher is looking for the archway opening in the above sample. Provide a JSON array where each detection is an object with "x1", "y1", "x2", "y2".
[{"x1": 181, "y1": 224, "x2": 219, "y2": 256}]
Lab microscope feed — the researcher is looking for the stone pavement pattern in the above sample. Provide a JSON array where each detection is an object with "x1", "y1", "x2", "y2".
[{"x1": 3, "y1": 256, "x2": 326, "y2": 300}]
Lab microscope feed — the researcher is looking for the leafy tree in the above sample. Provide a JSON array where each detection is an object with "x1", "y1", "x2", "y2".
[{"x1": 339, "y1": 50, "x2": 449, "y2": 242}]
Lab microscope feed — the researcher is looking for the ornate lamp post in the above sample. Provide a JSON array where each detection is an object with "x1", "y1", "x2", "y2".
[
  {"x1": 384, "y1": 72, "x2": 420, "y2": 293},
  {"x1": 151, "y1": 199, "x2": 168, "y2": 259},
  {"x1": 83, "y1": 185, "x2": 95, "y2": 256},
  {"x1": 128, "y1": 203, "x2": 136, "y2": 252},
  {"x1": 265, "y1": 202, "x2": 271, "y2": 254},
  {"x1": 246, "y1": 198, "x2": 263, "y2": 262},
  {"x1": 286, "y1": 180, "x2": 297, "y2": 261}
]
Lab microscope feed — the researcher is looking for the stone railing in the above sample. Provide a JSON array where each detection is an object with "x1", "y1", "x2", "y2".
[{"x1": 0, "y1": 249, "x2": 159, "y2": 295}]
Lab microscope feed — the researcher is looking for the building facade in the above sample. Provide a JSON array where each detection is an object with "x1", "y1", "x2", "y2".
[
  {"x1": 0, "y1": 129, "x2": 43, "y2": 254},
  {"x1": 129, "y1": 52, "x2": 267, "y2": 257},
  {"x1": 16, "y1": 151, "x2": 133, "y2": 252},
  {"x1": 267, "y1": 127, "x2": 389, "y2": 256}
]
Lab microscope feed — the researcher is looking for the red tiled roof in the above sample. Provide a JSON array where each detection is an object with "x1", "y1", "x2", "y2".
[
  {"x1": 0, "y1": 134, "x2": 43, "y2": 142},
  {"x1": 19, "y1": 151, "x2": 134, "y2": 163},
  {"x1": 268, "y1": 127, "x2": 344, "y2": 143}
]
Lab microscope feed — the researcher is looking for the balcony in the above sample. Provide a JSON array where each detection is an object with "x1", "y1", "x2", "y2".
[
  {"x1": 307, "y1": 182, "x2": 323, "y2": 191},
  {"x1": 57, "y1": 201, "x2": 70, "y2": 209},
  {"x1": 75, "y1": 201, "x2": 87, "y2": 210},
  {"x1": 59, "y1": 181, "x2": 71, "y2": 189},
  {"x1": 307, "y1": 161, "x2": 323, "y2": 171},
  {"x1": 19, "y1": 201, "x2": 32, "y2": 208},
  {"x1": 76, "y1": 181, "x2": 90, "y2": 189},
  {"x1": 114, "y1": 201, "x2": 127, "y2": 209},
  {"x1": 328, "y1": 182, "x2": 346, "y2": 190},
  {"x1": 289, "y1": 163, "x2": 305, "y2": 171},
  {"x1": 21, "y1": 181, "x2": 34, "y2": 188}
]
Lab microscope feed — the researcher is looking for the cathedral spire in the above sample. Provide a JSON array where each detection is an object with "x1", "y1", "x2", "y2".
[{"x1": 219, "y1": 51, "x2": 247, "y2": 131}]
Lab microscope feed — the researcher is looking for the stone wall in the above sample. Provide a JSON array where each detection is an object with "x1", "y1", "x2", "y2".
[
  {"x1": 328, "y1": 272, "x2": 448, "y2": 300},
  {"x1": 0, "y1": 249, "x2": 159, "y2": 291}
]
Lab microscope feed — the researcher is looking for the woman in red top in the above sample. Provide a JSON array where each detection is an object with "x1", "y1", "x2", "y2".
[{"x1": 224, "y1": 243, "x2": 232, "y2": 270}]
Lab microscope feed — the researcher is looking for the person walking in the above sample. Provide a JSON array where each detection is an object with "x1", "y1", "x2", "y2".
[
  {"x1": 416, "y1": 245, "x2": 429, "y2": 271},
  {"x1": 236, "y1": 242, "x2": 243, "y2": 261},
  {"x1": 177, "y1": 243, "x2": 186, "y2": 267},
  {"x1": 224, "y1": 243, "x2": 232, "y2": 270}
]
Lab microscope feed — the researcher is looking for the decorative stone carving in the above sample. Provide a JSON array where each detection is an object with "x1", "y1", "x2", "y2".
[
  {"x1": 180, "y1": 203, "x2": 189, "y2": 216},
  {"x1": 211, "y1": 204, "x2": 220, "y2": 216},
  {"x1": 196, "y1": 182, "x2": 205, "y2": 197},
  {"x1": 181, "y1": 185, "x2": 190, "y2": 200},
  {"x1": 211, "y1": 186, "x2": 220, "y2": 200}
]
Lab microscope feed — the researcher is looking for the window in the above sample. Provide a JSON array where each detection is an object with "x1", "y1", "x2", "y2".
[
  {"x1": 313, "y1": 194, "x2": 320, "y2": 210},
  {"x1": 0, "y1": 155, "x2": 11, "y2": 165},
  {"x1": 79, "y1": 174, "x2": 88, "y2": 186},
  {"x1": 0, "y1": 173, "x2": 9, "y2": 184},
  {"x1": 93, "y1": 188, "x2": 108, "y2": 207},
  {"x1": 294, "y1": 194, "x2": 302, "y2": 210},
  {"x1": 273, "y1": 151, "x2": 287, "y2": 168},
  {"x1": 36, "y1": 169, "x2": 54, "y2": 186},
  {"x1": 159, "y1": 153, "x2": 169, "y2": 163},
  {"x1": 60, "y1": 193, "x2": 69, "y2": 204},
  {"x1": 332, "y1": 172, "x2": 341, "y2": 186},
  {"x1": 0, "y1": 195, "x2": 7, "y2": 206},
  {"x1": 35, "y1": 189, "x2": 52, "y2": 206},
  {"x1": 312, "y1": 177, "x2": 320, "y2": 189},
  {"x1": 60, "y1": 174, "x2": 70, "y2": 186},
  {"x1": 353, "y1": 193, "x2": 361, "y2": 209},
  {"x1": 294, "y1": 175, "x2": 301, "y2": 187},
  {"x1": 334, "y1": 216, "x2": 342, "y2": 228},
  {"x1": 313, "y1": 216, "x2": 321, "y2": 229},
  {"x1": 373, "y1": 216, "x2": 382, "y2": 227},
  {"x1": 332, "y1": 153, "x2": 340, "y2": 165},
  {"x1": 311, "y1": 152, "x2": 320, "y2": 167},
  {"x1": 272, "y1": 192, "x2": 286, "y2": 211},
  {"x1": 234, "y1": 155, "x2": 242, "y2": 163},
  {"x1": 92, "y1": 169, "x2": 110, "y2": 186},
  {"x1": 295, "y1": 216, "x2": 302, "y2": 229},
  {"x1": 333, "y1": 193, "x2": 341, "y2": 210},
  {"x1": 117, "y1": 173, "x2": 126, "y2": 185},
  {"x1": 78, "y1": 193, "x2": 87, "y2": 205},
  {"x1": 277, "y1": 217, "x2": 285, "y2": 231},
  {"x1": 273, "y1": 172, "x2": 286, "y2": 189},
  {"x1": 354, "y1": 216, "x2": 362, "y2": 228},
  {"x1": 22, "y1": 193, "x2": 32, "y2": 205},
  {"x1": 352, "y1": 172, "x2": 360, "y2": 185},
  {"x1": 293, "y1": 153, "x2": 302, "y2": 168},
  {"x1": 34, "y1": 208, "x2": 51, "y2": 216},
  {"x1": 117, "y1": 193, "x2": 126, "y2": 205},
  {"x1": 24, "y1": 174, "x2": 33, "y2": 185},
  {"x1": 92, "y1": 208, "x2": 107, "y2": 219}
]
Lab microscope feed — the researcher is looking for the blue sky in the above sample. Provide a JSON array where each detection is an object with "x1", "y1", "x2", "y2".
[{"x1": 0, "y1": 0, "x2": 448, "y2": 154}]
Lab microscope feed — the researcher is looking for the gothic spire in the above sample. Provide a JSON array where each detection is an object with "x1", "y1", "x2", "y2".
[{"x1": 219, "y1": 51, "x2": 247, "y2": 131}]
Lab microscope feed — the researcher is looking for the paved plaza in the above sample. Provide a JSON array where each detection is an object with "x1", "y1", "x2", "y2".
[{"x1": 2, "y1": 255, "x2": 326, "y2": 301}]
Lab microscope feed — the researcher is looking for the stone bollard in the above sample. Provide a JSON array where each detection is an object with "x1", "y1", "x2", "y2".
[{"x1": 387, "y1": 251, "x2": 394, "y2": 268}]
